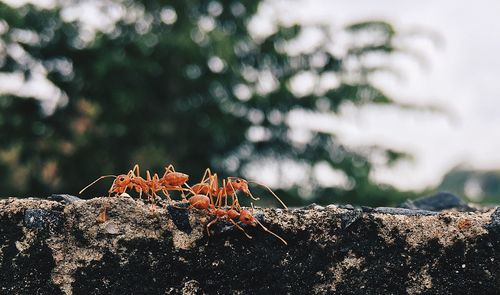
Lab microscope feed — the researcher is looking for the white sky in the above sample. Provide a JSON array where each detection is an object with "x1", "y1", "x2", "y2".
[{"x1": 257, "y1": 0, "x2": 500, "y2": 190}]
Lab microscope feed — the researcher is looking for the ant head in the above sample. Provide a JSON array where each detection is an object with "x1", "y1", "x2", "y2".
[
  {"x1": 239, "y1": 210, "x2": 257, "y2": 226},
  {"x1": 230, "y1": 178, "x2": 250, "y2": 194},
  {"x1": 115, "y1": 174, "x2": 131, "y2": 186}
]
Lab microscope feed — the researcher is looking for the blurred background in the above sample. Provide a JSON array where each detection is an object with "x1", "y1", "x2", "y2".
[{"x1": 1, "y1": 0, "x2": 499, "y2": 207}]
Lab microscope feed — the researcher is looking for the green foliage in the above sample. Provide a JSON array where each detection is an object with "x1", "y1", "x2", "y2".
[{"x1": 0, "y1": 0, "x2": 415, "y2": 205}]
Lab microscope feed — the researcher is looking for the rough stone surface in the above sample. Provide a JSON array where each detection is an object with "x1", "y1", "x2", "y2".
[
  {"x1": 0, "y1": 196, "x2": 499, "y2": 294},
  {"x1": 399, "y1": 191, "x2": 472, "y2": 211}
]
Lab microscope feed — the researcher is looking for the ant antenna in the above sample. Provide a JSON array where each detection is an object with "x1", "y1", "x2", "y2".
[
  {"x1": 251, "y1": 203, "x2": 288, "y2": 245},
  {"x1": 248, "y1": 181, "x2": 288, "y2": 209},
  {"x1": 227, "y1": 180, "x2": 241, "y2": 208},
  {"x1": 79, "y1": 175, "x2": 117, "y2": 194}
]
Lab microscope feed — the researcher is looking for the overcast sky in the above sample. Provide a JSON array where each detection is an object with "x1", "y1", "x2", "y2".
[{"x1": 253, "y1": 0, "x2": 500, "y2": 190}]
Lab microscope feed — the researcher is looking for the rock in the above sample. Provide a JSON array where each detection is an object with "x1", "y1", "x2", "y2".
[
  {"x1": 167, "y1": 203, "x2": 192, "y2": 234},
  {"x1": 399, "y1": 191, "x2": 471, "y2": 211},
  {"x1": 24, "y1": 208, "x2": 63, "y2": 231},
  {"x1": 374, "y1": 207, "x2": 437, "y2": 216},
  {"x1": 338, "y1": 204, "x2": 354, "y2": 210},
  {"x1": 0, "y1": 197, "x2": 499, "y2": 294},
  {"x1": 48, "y1": 194, "x2": 82, "y2": 204},
  {"x1": 103, "y1": 222, "x2": 121, "y2": 235},
  {"x1": 486, "y1": 207, "x2": 500, "y2": 234}
]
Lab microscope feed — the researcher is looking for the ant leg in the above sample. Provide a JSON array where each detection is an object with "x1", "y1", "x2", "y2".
[
  {"x1": 162, "y1": 187, "x2": 191, "y2": 201},
  {"x1": 229, "y1": 219, "x2": 253, "y2": 239},
  {"x1": 231, "y1": 197, "x2": 242, "y2": 211},
  {"x1": 226, "y1": 180, "x2": 239, "y2": 209},
  {"x1": 219, "y1": 179, "x2": 228, "y2": 208},
  {"x1": 206, "y1": 217, "x2": 220, "y2": 237},
  {"x1": 146, "y1": 170, "x2": 152, "y2": 197},
  {"x1": 165, "y1": 164, "x2": 176, "y2": 173},
  {"x1": 148, "y1": 199, "x2": 158, "y2": 213},
  {"x1": 152, "y1": 190, "x2": 161, "y2": 204},
  {"x1": 180, "y1": 186, "x2": 187, "y2": 200},
  {"x1": 225, "y1": 193, "x2": 228, "y2": 208},
  {"x1": 246, "y1": 190, "x2": 260, "y2": 201},
  {"x1": 200, "y1": 168, "x2": 213, "y2": 184},
  {"x1": 216, "y1": 190, "x2": 224, "y2": 210},
  {"x1": 161, "y1": 189, "x2": 174, "y2": 202},
  {"x1": 183, "y1": 183, "x2": 194, "y2": 197},
  {"x1": 132, "y1": 164, "x2": 141, "y2": 177},
  {"x1": 208, "y1": 173, "x2": 219, "y2": 206}
]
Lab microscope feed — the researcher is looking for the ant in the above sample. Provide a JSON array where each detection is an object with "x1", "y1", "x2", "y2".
[
  {"x1": 79, "y1": 164, "x2": 149, "y2": 199},
  {"x1": 80, "y1": 164, "x2": 189, "y2": 201},
  {"x1": 227, "y1": 176, "x2": 287, "y2": 209},
  {"x1": 206, "y1": 200, "x2": 252, "y2": 239},
  {"x1": 237, "y1": 204, "x2": 288, "y2": 245},
  {"x1": 190, "y1": 168, "x2": 288, "y2": 209},
  {"x1": 183, "y1": 190, "x2": 287, "y2": 245},
  {"x1": 144, "y1": 166, "x2": 191, "y2": 205}
]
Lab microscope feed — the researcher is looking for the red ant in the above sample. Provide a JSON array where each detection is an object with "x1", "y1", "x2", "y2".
[
  {"x1": 190, "y1": 168, "x2": 288, "y2": 209},
  {"x1": 80, "y1": 164, "x2": 138, "y2": 197},
  {"x1": 206, "y1": 202, "x2": 252, "y2": 239},
  {"x1": 183, "y1": 190, "x2": 287, "y2": 245},
  {"x1": 238, "y1": 205, "x2": 288, "y2": 245},
  {"x1": 227, "y1": 176, "x2": 288, "y2": 209},
  {"x1": 79, "y1": 164, "x2": 151, "y2": 200},
  {"x1": 80, "y1": 164, "x2": 190, "y2": 200}
]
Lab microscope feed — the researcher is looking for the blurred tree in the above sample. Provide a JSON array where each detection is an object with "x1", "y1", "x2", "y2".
[
  {"x1": 439, "y1": 167, "x2": 500, "y2": 204},
  {"x1": 0, "y1": 0, "x2": 420, "y2": 206}
]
